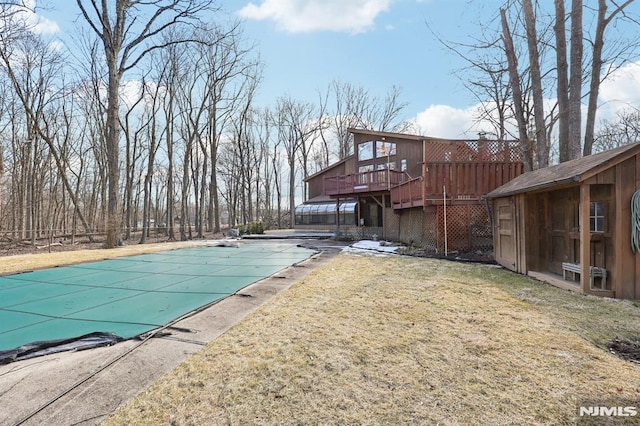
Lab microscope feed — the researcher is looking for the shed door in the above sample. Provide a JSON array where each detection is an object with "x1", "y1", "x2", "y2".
[{"x1": 494, "y1": 198, "x2": 517, "y2": 270}]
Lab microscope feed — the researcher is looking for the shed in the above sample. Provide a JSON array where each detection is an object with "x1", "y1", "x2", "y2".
[{"x1": 486, "y1": 142, "x2": 640, "y2": 299}]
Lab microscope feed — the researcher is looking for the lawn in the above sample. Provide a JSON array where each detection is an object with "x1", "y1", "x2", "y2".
[{"x1": 102, "y1": 252, "x2": 640, "y2": 425}]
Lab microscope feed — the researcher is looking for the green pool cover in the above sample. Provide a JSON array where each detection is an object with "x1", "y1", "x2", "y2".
[{"x1": 0, "y1": 242, "x2": 315, "y2": 363}]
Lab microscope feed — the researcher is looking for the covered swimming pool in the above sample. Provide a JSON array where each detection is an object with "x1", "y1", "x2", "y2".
[{"x1": 0, "y1": 242, "x2": 315, "y2": 363}]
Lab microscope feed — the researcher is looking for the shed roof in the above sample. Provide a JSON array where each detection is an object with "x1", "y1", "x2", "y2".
[
  {"x1": 348, "y1": 128, "x2": 427, "y2": 141},
  {"x1": 486, "y1": 142, "x2": 640, "y2": 198},
  {"x1": 304, "y1": 155, "x2": 354, "y2": 182}
]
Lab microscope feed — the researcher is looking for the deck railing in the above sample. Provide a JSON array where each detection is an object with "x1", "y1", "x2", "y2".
[
  {"x1": 423, "y1": 162, "x2": 524, "y2": 200},
  {"x1": 390, "y1": 177, "x2": 423, "y2": 209},
  {"x1": 390, "y1": 161, "x2": 524, "y2": 209},
  {"x1": 323, "y1": 170, "x2": 410, "y2": 196},
  {"x1": 322, "y1": 161, "x2": 524, "y2": 209}
]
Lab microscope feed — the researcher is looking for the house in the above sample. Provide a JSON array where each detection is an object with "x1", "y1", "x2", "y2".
[
  {"x1": 296, "y1": 128, "x2": 524, "y2": 253},
  {"x1": 485, "y1": 142, "x2": 640, "y2": 299}
]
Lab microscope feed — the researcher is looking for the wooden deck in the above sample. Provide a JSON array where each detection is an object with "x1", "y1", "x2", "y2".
[
  {"x1": 390, "y1": 177, "x2": 423, "y2": 209},
  {"x1": 323, "y1": 160, "x2": 524, "y2": 210},
  {"x1": 323, "y1": 170, "x2": 409, "y2": 196}
]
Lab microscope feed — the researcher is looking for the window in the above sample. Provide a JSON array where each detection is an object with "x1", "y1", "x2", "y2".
[
  {"x1": 590, "y1": 201, "x2": 605, "y2": 233},
  {"x1": 358, "y1": 141, "x2": 374, "y2": 161},
  {"x1": 376, "y1": 162, "x2": 396, "y2": 170},
  {"x1": 376, "y1": 141, "x2": 396, "y2": 157},
  {"x1": 294, "y1": 202, "x2": 355, "y2": 226},
  {"x1": 401, "y1": 159, "x2": 407, "y2": 172},
  {"x1": 358, "y1": 164, "x2": 374, "y2": 174},
  {"x1": 339, "y1": 202, "x2": 357, "y2": 225},
  {"x1": 358, "y1": 140, "x2": 397, "y2": 161}
]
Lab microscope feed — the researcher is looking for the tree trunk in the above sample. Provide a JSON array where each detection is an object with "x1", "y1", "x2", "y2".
[
  {"x1": 583, "y1": 0, "x2": 634, "y2": 156},
  {"x1": 523, "y1": 0, "x2": 548, "y2": 168},
  {"x1": 567, "y1": 0, "x2": 583, "y2": 160},
  {"x1": 555, "y1": 0, "x2": 570, "y2": 162},
  {"x1": 500, "y1": 8, "x2": 533, "y2": 171}
]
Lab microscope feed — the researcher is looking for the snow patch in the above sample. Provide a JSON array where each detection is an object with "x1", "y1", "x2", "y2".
[{"x1": 342, "y1": 240, "x2": 402, "y2": 256}]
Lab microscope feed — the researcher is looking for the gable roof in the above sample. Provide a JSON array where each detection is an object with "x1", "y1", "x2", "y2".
[{"x1": 486, "y1": 142, "x2": 640, "y2": 199}]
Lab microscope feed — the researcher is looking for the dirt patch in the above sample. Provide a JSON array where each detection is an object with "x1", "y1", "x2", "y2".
[
  {"x1": 0, "y1": 232, "x2": 225, "y2": 257},
  {"x1": 398, "y1": 246, "x2": 496, "y2": 263},
  {"x1": 607, "y1": 338, "x2": 640, "y2": 363},
  {"x1": 0, "y1": 237, "x2": 104, "y2": 256}
]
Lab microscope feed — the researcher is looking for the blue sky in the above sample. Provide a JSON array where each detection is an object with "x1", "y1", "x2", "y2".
[
  {"x1": 32, "y1": 0, "x2": 640, "y2": 139},
  {"x1": 223, "y1": 0, "x2": 494, "y2": 115}
]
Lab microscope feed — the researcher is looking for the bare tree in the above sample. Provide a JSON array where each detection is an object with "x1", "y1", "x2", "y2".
[
  {"x1": 501, "y1": 8, "x2": 533, "y2": 171},
  {"x1": 523, "y1": 0, "x2": 549, "y2": 168},
  {"x1": 139, "y1": 76, "x2": 165, "y2": 243},
  {"x1": 594, "y1": 108, "x2": 640, "y2": 152},
  {"x1": 159, "y1": 41, "x2": 183, "y2": 241},
  {"x1": 583, "y1": 0, "x2": 635, "y2": 156},
  {"x1": 554, "y1": 0, "x2": 570, "y2": 162},
  {"x1": 197, "y1": 22, "x2": 257, "y2": 233},
  {"x1": 566, "y1": 0, "x2": 584, "y2": 161},
  {"x1": 321, "y1": 81, "x2": 410, "y2": 161},
  {"x1": 275, "y1": 96, "x2": 324, "y2": 217},
  {"x1": 75, "y1": 0, "x2": 213, "y2": 248},
  {"x1": 443, "y1": 1, "x2": 638, "y2": 166},
  {"x1": 0, "y1": 16, "x2": 95, "y2": 240},
  {"x1": 121, "y1": 80, "x2": 146, "y2": 240}
]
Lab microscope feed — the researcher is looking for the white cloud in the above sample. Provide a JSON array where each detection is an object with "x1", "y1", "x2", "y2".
[
  {"x1": 237, "y1": 0, "x2": 390, "y2": 34},
  {"x1": 412, "y1": 104, "x2": 485, "y2": 139},
  {"x1": 10, "y1": 0, "x2": 60, "y2": 34},
  {"x1": 413, "y1": 61, "x2": 640, "y2": 141},
  {"x1": 121, "y1": 80, "x2": 145, "y2": 109},
  {"x1": 597, "y1": 61, "x2": 640, "y2": 120}
]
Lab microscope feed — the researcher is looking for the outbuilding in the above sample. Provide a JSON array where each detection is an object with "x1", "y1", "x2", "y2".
[{"x1": 486, "y1": 142, "x2": 640, "y2": 299}]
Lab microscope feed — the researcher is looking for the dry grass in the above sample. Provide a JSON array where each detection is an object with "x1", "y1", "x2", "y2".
[
  {"x1": 0, "y1": 240, "x2": 206, "y2": 275},
  {"x1": 103, "y1": 254, "x2": 640, "y2": 425}
]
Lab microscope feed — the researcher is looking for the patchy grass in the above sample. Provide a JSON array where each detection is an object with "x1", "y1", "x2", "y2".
[
  {"x1": 0, "y1": 240, "x2": 207, "y2": 275},
  {"x1": 103, "y1": 254, "x2": 640, "y2": 425}
]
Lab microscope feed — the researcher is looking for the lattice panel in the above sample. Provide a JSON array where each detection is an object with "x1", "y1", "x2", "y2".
[
  {"x1": 385, "y1": 207, "x2": 401, "y2": 241},
  {"x1": 397, "y1": 208, "x2": 432, "y2": 248},
  {"x1": 436, "y1": 203, "x2": 493, "y2": 253},
  {"x1": 425, "y1": 139, "x2": 523, "y2": 163}
]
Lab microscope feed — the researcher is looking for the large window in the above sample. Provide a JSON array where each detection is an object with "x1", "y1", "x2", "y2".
[
  {"x1": 357, "y1": 140, "x2": 397, "y2": 161},
  {"x1": 358, "y1": 141, "x2": 374, "y2": 161},
  {"x1": 376, "y1": 141, "x2": 396, "y2": 157}
]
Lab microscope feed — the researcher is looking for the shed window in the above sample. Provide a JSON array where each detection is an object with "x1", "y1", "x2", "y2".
[{"x1": 590, "y1": 201, "x2": 605, "y2": 233}]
